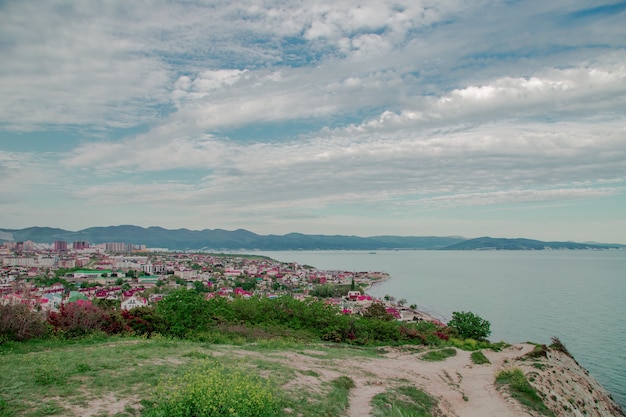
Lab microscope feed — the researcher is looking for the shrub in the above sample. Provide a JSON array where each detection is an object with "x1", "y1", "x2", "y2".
[
  {"x1": 496, "y1": 368, "x2": 555, "y2": 416},
  {"x1": 447, "y1": 311, "x2": 491, "y2": 340},
  {"x1": 155, "y1": 289, "x2": 214, "y2": 337},
  {"x1": 0, "y1": 303, "x2": 49, "y2": 342},
  {"x1": 47, "y1": 301, "x2": 108, "y2": 337},
  {"x1": 142, "y1": 362, "x2": 281, "y2": 417},
  {"x1": 352, "y1": 317, "x2": 401, "y2": 345},
  {"x1": 549, "y1": 336, "x2": 572, "y2": 358},
  {"x1": 121, "y1": 307, "x2": 165, "y2": 336}
]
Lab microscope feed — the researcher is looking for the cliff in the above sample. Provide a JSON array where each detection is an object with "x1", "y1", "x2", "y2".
[
  {"x1": 513, "y1": 345, "x2": 625, "y2": 417},
  {"x1": 0, "y1": 337, "x2": 622, "y2": 416}
]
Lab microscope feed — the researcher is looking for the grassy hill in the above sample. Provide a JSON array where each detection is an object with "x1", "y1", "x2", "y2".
[
  {"x1": 2, "y1": 335, "x2": 622, "y2": 417},
  {"x1": 0, "y1": 335, "x2": 439, "y2": 417}
]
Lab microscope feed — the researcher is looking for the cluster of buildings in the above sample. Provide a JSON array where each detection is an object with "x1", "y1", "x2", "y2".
[{"x1": 1, "y1": 239, "x2": 411, "y2": 319}]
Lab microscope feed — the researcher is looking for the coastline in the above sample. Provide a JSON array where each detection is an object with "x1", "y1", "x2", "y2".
[
  {"x1": 257, "y1": 249, "x2": 626, "y2": 410},
  {"x1": 364, "y1": 273, "x2": 444, "y2": 324},
  {"x1": 361, "y1": 272, "x2": 625, "y2": 416}
]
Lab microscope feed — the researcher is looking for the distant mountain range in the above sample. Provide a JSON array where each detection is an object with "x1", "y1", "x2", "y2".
[{"x1": 0, "y1": 226, "x2": 623, "y2": 251}]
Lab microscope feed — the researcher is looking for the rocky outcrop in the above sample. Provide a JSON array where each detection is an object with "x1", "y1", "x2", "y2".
[{"x1": 514, "y1": 345, "x2": 625, "y2": 417}]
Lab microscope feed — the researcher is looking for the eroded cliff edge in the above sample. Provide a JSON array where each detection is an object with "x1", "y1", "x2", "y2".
[{"x1": 511, "y1": 344, "x2": 625, "y2": 417}]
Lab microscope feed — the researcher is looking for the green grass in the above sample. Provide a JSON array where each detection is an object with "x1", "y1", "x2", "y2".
[
  {"x1": 495, "y1": 368, "x2": 555, "y2": 417},
  {"x1": 0, "y1": 336, "x2": 211, "y2": 416},
  {"x1": 470, "y1": 350, "x2": 490, "y2": 365},
  {"x1": 0, "y1": 335, "x2": 558, "y2": 417},
  {"x1": 284, "y1": 376, "x2": 355, "y2": 417},
  {"x1": 445, "y1": 338, "x2": 508, "y2": 352},
  {"x1": 420, "y1": 347, "x2": 456, "y2": 362},
  {"x1": 371, "y1": 385, "x2": 437, "y2": 417},
  {"x1": 0, "y1": 336, "x2": 381, "y2": 417},
  {"x1": 299, "y1": 370, "x2": 320, "y2": 377}
]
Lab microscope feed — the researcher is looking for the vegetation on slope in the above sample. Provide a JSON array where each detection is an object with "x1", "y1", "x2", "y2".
[
  {"x1": 0, "y1": 289, "x2": 504, "y2": 416},
  {"x1": 0, "y1": 335, "x2": 442, "y2": 417},
  {"x1": 371, "y1": 385, "x2": 438, "y2": 417},
  {"x1": 2, "y1": 289, "x2": 492, "y2": 347},
  {"x1": 495, "y1": 368, "x2": 555, "y2": 417}
]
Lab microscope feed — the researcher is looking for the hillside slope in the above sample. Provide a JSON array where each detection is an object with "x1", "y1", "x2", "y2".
[{"x1": 1, "y1": 338, "x2": 622, "y2": 417}]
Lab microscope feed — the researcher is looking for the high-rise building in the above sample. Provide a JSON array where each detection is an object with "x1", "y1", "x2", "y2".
[
  {"x1": 54, "y1": 240, "x2": 68, "y2": 252},
  {"x1": 105, "y1": 242, "x2": 132, "y2": 253},
  {"x1": 73, "y1": 241, "x2": 90, "y2": 250}
]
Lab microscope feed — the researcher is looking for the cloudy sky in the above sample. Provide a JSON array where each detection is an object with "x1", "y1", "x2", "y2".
[{"x1": 1, "y1": 1, "x2": 625, "y2": 243}]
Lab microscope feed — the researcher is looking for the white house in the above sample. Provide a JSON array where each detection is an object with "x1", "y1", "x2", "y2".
[{"x1": 121, "y1": 295, "x2": 148, "y2": 310}]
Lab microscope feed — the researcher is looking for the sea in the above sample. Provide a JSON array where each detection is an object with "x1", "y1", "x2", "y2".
[{"x1": 253, "y1": 249, "x2": 626, "y2": 410}]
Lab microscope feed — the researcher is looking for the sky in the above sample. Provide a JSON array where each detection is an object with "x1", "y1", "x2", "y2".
[{"x1": 1, "y1": 0, "x2": 625, "y2": 243}]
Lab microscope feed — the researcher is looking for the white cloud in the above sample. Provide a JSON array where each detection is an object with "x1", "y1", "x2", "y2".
[
  {"x1": 0, "y1": 0, "x2": 500, "y2": 131},
  {"x1": 2, "y1": 0, "x2": 626, "y2": 241},
  {"x1": 404, "y1": 187, "x2": 624, "y2": 209},
  {"x1": 61, "y1": 117, "x2": 626, "y2": 221},
  {"x1": 349, "y1": 63, "x2": 626, "y2": 133}
]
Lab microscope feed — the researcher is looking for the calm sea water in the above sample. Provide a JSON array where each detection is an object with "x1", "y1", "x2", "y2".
[{"x1": 254, "y1": 250, "x2": 626, "y2": 410}]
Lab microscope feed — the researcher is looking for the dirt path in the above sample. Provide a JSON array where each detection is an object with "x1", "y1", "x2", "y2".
[
  {"x1": 216, "y1": 342, "x2": 621, "y2": 417},
  {"x1": 347, "y1": 379, "x2": 386, "y2": 417},
  {"x1": 338, "y1": 344, "x2": 537, "y2": 417}
]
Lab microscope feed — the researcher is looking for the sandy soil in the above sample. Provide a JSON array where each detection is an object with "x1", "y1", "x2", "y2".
[
  {"x1": 272, "y1": 343, "x2": 624, "y2": 417},
  {"x1": 218, "y1": 343, "x2": 537, "y2": 416},
  {"x1": 67, "y1": 341, "x2": 624, "y2": 417}
]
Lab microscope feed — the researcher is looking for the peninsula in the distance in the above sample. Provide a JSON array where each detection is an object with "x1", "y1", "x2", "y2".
[{"x1": 1, "y1": 225, "x2": 623, "y2": 251}]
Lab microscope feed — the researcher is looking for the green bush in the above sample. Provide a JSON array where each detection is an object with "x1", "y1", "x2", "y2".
[
  {"x1": 155, "y1": 289, "x2": 215, "y2": 337},
  {"x1": 144, "y1": 291, "x2": 466, "y2": 346},
  {"x1": 142, "y1": 361, "x2": 281, "y2": 417},
  {"x1": 496, "y1": 368, "x2": 554, "y2": 416},
  {"x1": 447, "y1": 311, "x2": 491, "y2": 340},
  {"x1": 420, "y1": 348, "x2": 456, "y2": 361},
  {"x1": 470, "y1": 350, "x2": 490, "y2": 365},
  {"x1": 0, "y1": 303, "x2": 49, "y2": 342},
  {"x1": 352, "y1": 317, "x2": 402, "y2": 345}
]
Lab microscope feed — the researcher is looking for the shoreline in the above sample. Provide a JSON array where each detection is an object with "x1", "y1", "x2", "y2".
[{"x1": 364, "y1": 273, "x2": 444, "y2": 324}]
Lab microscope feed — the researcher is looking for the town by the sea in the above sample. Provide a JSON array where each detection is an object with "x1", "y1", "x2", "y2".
[{"x1": 255, "y1": 249, "x2": 626, "y2": 410}]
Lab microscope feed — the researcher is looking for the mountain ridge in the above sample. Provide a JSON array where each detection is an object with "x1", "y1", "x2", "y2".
[{"x1": 0, "y1": 226, "x2": 622, "y2": 251}]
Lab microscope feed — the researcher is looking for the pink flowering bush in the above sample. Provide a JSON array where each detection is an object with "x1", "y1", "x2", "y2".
[{"x1": 47, "y1": 301, "x2": 108, "y2": 337}]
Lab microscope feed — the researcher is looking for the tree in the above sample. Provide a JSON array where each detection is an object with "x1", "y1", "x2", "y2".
[
  {"x1": 155, "y1": 289, "x2": 211, "y2": 337},
  {"x1": 398, "y1": 298, "x2": 407, "y2": 307},
  {"x1": 362, "y1": 303, "x2": 394, "y2": 321},
  {"x1": 0, "y1": 303, "x2": 48, "y2": 341},
  {"x1": 193, "y1": 281, "x2": 208, "y2": 293},
  {"x1": 447, "y1": 311, "x2": 491, "y2": 340}
]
